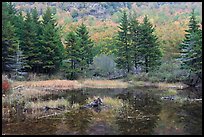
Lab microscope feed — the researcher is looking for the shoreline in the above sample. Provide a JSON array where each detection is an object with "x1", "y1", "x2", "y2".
[{"x1": 12, "y1": 79, "x2": 189, "y2": 90}]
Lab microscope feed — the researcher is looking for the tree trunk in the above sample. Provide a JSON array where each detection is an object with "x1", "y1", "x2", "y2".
[{"x1": 145, "y1": 56, "x2": 148, "y2": 73}]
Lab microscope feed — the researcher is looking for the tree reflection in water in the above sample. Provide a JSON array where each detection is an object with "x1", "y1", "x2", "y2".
[
  {"x1": 66, "y1": 89, "x2": 89, "y2": 106},
  {"x1": 178, "y1": 102, "x2": 202, "y2": 135},
  {"x1": 58, "y1": 109, "x2": 94, "y2": 135},
  {"x1": 3, "y1": 88, "x2": 202, "y2": 135},
  {"x1": 115, "y1": 91, "x2": 161, "y2": 135}
]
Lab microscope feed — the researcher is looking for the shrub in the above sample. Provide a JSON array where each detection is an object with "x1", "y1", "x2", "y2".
[
  {"x1": 2, "y1": 80, "x2": 10, "y2": 94},
  {"x1": 2, "y1": 75, "x2": 12, "y2": 95},
  {"x1": 148, "y1": 59, "x2": 189, "y2": 83},
  {"x1": 90, "y1": 54, "x2": 117, "y2": 77}
]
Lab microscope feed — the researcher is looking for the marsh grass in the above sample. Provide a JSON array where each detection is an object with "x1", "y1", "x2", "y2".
[
  {"x1": 12, "y1": 79, "x2": 129, "y2": 90},
  {"x1": 86, "y1": 96, "x2": 123, "y2": 126},
  {"x1": 130, "y1": 80, "x2": 187, "y2": 90},
  {"x1": 165, "y1": 89, "x2": 177, "y2": 96},
  {"x1": 28, "y1": 98, "x2": 70, "y2": 109},
  {"x1": 82, "y1": 80, "x2": 129, "y2": 88}
]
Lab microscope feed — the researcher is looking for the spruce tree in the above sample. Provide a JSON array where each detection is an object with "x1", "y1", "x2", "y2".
[
  {"x1": 129, "y1": 13, "x2": 141, "y2": 70},
  {"x1": 30, "y1": 7, "x2": 44, "y2": 73},
  {"x1": 20, "y1": 12, "x2": 36, "y2": 72},
  {"x1": 139, "y1": 15, "x2": 162, "y2": 73},
  {"x1": 116, "y1": 11, "x2": 132, "y2": 73},
  {"x1": 10, "y1": 44, "x2": 28, "y2": 80},
  {"x1": 64, "y1": 32, "x2": 81, "y2": 79},
  {"x1": 15, "y1": 11, "x2": 24, "y2": 45},
  {"x1": 76, "y1": 23, "x2": 94, "y2": 72},
  {"x1": 179, "y1": 9, "x2": 202, "y2": 83},
  {"x1": 39, "y1": 7, "x2": 64, "y2": 75},
  {"x1": 2, "y1": 21, "x2": 19, "y2": 73},
  {"x1": 2, "y1": 2, "x2": 18, "y2": 73}
]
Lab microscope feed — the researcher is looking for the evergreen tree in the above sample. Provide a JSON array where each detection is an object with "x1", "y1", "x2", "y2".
[
  {"x1": 116, "y1": 11, "x2": 132, "y2": 73},
  {"x1": 76, "y1": 23, "x2": 94, "y2": 72},
  {"x1": 15, "y1": 11, "x2": 24, "y2": 44},
  {"x1": 139, "y1": 15, "x2": 162, "y2": 73},
  {"x1": 2, "y1": 2, "x2": 18, "y2": 73},
  {"x1": 64, "y1": 32, "x2": 81, "y2": 79},
  {"x1": 30, "y1": 7, "x2": 44, "y2": 73},
  {"x1": 129, "y1": 13, "x2": 141, "y2": 70},
  {"x1": 179, "y1": 9, "x2": 202, "y2": 83},
  {"x1": 10, "y1": 44, "x2": 28, "y2": 80},
  {"x1": 20, "y1": 12, "x2": 36, "y2": 71},
  {"x1": 2, "y1": 2, "x2": 17, "y2": 23},
  {"x1": 39, "y1": 7, "x2": 64, "y2": 75},
  {"x1": 2, "y1": 21, "x2": 19, "y2": 73}
]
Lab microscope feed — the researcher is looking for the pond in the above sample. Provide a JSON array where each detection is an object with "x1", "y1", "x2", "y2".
[{"x1": 2, "y1": 87, "x2": 202, "y2": 135}]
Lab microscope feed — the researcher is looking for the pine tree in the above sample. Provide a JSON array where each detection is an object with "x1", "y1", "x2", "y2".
[
  {"x1": 129, "y1": 13, "x2": 141, "y2": 70},
  {"x1": 10, "y1": 44, "x2": 28, "y2": 80},
  {"x1": 2, "y1": 2, "x2": 19, "y2": 73},
  {"x1": 76, "y1": 23, "x2": 94, "y2": 72},
  {"x1": 64, "y1": 32, "x2": 81, "y2": 79},
  {"x1": 2, "y1": 21, "x2": 19, "y2": 73},
  {"x1": 15, "y1": 11, "x2": 24, "y2": 44},
  {"x1": 39, "y1": 7, "x2": 64, "y2": 75},
  {"x1": 30, "y1": 7, "x2": 44, "y2": 73},
  {"x1": 139, "y1": 15, "x2": 162, "y2": 73},
  {"x1": 2, "y1": 2, "x2": 17, "y2": 23},
  {"x1": 179, "y1": 9, "x2": 202, "y2": 83},
  {"x1": 20, "y1": 12, "x2": 37, "y2": 72},
  {"x1": 116, "y1": 11, "x2": 132, "y2": 73}
]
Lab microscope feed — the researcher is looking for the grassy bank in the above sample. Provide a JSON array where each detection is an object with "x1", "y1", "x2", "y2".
[
  {"x1": 12, "y1": 79, "x2": 129, "y2": 91},
  {"x1": 10, "y1": 79, "x2": 188, "y2": 98},
  {"x1": 128, "y1": 80, "x2": 188, "y2": 90}
]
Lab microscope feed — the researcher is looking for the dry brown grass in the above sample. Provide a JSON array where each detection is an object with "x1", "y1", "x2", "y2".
[
  {"x1": 10, "y1": 80, "x2": 129, "y2": 98},
  {"x1": 28, "y1": 99, "x2": 69, "y2": 109},
  {"x1": 82, "y1": 79, "x2": 129, "y2": 88},
  {"x1": 12, "y1": 80, "x2": 80, "y2": 89},
  {"x1": 12, "y1": 79, "x2": 129, "y2": 90}
]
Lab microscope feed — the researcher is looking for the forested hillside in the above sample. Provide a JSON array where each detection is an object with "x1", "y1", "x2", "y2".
[
  {"x1": 2, "y1": 2, "x2": 202, "y2": 86},
  {"x1": 12, "y1": 2, "x2": 202, "y2": 59}
]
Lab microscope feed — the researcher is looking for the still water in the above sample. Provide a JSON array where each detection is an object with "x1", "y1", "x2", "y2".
[{"x1": 2, "y1": 87, "x2": 202, "y2": 135}]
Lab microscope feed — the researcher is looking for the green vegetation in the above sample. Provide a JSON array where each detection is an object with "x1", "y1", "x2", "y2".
[
  {"x1": 116, "y1": 11, "x2": 132, "y2": 73},
  {"x1": 178, "y1": 9, "x2": 202, "y2": 86},
  {"x1": 2, "y1": 2, "x2": 202, "y2": 87},
  {"x1": 63, "y1": 23, "x2": 94, "y2": 79}
]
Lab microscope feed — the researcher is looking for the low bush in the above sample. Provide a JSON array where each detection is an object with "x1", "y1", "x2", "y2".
[
  {"x1": 126, "y1": 59, "x2": 189, "y2": 83},
  {"x1": 2, "y1": 75, "x2": 12, "y2": 95},
  {"x1": 90, "y1": 54, "x2": 117, "y2": 77},
  {"x1": 148, "y1": 60, "x2": 189, "y2": 83}
]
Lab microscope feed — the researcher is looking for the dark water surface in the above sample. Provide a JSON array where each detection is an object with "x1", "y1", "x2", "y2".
[{"x1": 2, "y1": 87, "x2": 202, "y2": 135}]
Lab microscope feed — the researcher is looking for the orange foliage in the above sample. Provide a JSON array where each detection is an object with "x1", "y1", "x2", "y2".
[{"x1": 2, "y1": 80, "x2": 11, "y2": 94}]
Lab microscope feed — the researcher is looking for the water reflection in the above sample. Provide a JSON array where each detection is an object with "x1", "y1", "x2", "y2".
[
  {"x1": 178, "y1": 102, "x2": 202, "y2": 135},
  {"x1": 60, "y1": 109, "x2": 94, "y2": 134},
  {"x1": 115, "y1": 91, "x2": 161, "y2": 135},
  {"x1": 2, "y1": 87, "x2": 202, "y2": 135},
  {"x1": 66, "y1": 89, "x2": 89, "y2": 106}
]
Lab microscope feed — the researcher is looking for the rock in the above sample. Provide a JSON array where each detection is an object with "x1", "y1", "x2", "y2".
[{"x1": 80, "y1": 98, "x2": 103, "y2": 109}]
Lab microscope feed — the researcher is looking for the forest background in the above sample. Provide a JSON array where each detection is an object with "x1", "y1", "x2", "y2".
[{"x1": 2, "y1": 2, "x2": 202, "y2": 87}]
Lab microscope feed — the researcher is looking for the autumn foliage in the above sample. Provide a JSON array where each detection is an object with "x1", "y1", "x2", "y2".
[
  {"x1": 2, "y1": 75, "x2": 11, "y2": 94},
  {"x1": 2, "y1": 80, "x2": 11, "y2": 94}
]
